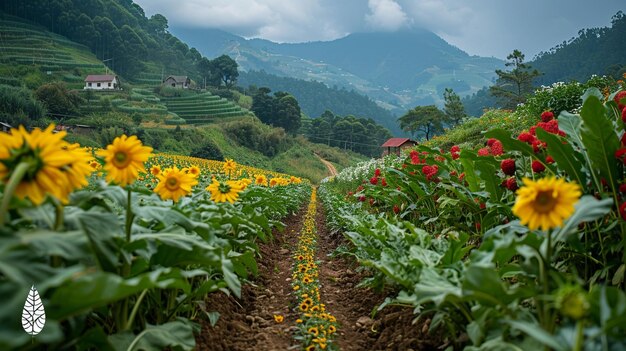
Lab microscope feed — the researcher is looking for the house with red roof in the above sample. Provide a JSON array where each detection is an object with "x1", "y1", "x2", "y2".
[
  {"x1": 381, "y1": 137, "x2": 417, "y2": 156},
  {"x1": 84, "y1": 74, "x2": 119, "y2": 90}
]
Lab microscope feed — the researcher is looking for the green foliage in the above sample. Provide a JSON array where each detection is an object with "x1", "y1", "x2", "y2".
[
  {"x1": 0, "y1": 176, "x2": 310, "y2": 349},
  {"x1": 0, "y1": 84, "x2": 46, "y2": 128},
  {"x1": 533, "y1": 11, "x2": 626, "y2": 85},
  {"x1": 251, "y1": 88, "x2": 302, "y2": 134},
  {"x1": 239, "y1": 70, "x2": 401, "y2": 134},
  {"x1": 35, "y1": 81, "x2": 83, "y2": 117},
  {"x1": 190, "y1": 139, "x2": 224, "y2": 161},
  {"x1": 490, "y1": 50, "x2": 541, "y2": 109},
  {"x1": 398, "y1": 105, "x2": 447, "y2": 140},
  {"x1": 223, "y1": 119, "x2": 290, "y2": 157},
  {"x1": 320, "y1": 87, "x2": 626, "y2": 349},
  {"x1": 443, "y1": 88, "x2": 466, "y2": 126},
  {"x1": 306, "y1": 110, "x2": 392, "y2": 157}
]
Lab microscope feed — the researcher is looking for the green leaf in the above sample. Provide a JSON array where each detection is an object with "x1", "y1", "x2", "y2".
[
  {"x1": 109, "y1": 320, "x2": 196, "y2": 351},
  {"x1": 506, "y1": 320, "x2": 567, "y2": 351},
  {"x1": 221, "y1": 255, "x2": 241, "y2": 298},
  {"x1": 459, "y1": 151, "x2": 480, "y2": 192},
  {"x1": 535, "y1": 128, "x2": 587, "y2": 186},
  {"x1": 579, "y1": 88, "x2": 620, "y2": 191},
  {"x1": 485, "y1": 129, "x2": 535, "y2": 158},
  {"x1": 462, "y1": 265, "x2": 512, "y2": 306},
  {"x1": 207, "y1": 311, "x2": 220, "y2": 327},
  {"x1": 555, "y1": 196, "x2": 613, "y2": 242},
  {"x1": 474, "y1": 160, "x2": 501, "y2": 200}
]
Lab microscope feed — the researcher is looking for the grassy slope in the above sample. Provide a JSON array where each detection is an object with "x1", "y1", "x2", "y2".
[{"x1": 203, "y1": 125, "x2": 366, "y2": 183}]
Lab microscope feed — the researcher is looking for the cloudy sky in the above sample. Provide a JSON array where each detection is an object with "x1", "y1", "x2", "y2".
[{"x1": 135, "y1": 0, "x2": 624, "y2": 59}]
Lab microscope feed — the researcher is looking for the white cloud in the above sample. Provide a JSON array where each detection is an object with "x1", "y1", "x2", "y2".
[{"x1": 365, "y1": 0, "x2": 410, "y2": 31}]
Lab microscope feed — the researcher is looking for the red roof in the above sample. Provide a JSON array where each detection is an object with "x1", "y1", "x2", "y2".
[
  {"x1": 381, "y1": 138, "x2": 415, "y2": 147},
  {"x1": 84, "y1": 75, "x2": 116, "y2": 82}
]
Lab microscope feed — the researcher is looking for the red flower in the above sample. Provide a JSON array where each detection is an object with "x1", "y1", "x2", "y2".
[
  {"x1": 369, "y1": 198, "x2": 375, "y2": 206},
  {"x1": 622, "y1": 107, "x2": 626, "y2": 123},
  {"x1": 358, "y1": 196, "x2": 366, "y2": 202},
  {"x1": 500, "y1": 158, "x2": 516, "y2": 176},
  {"x1": 518, "y1": 132, "x2": 535, "y2": 143},
  {"x1": 410, "y1": 150, "x2": 420, "y2": 165},
  {"x1": 459, "y1": 172, "x2": 466, "y2": 181},
  {"x1": 475, "y1": 222, "x2": 481, "y2": 230},
  {"x1": 529, "y1": 126, "x2": 537, "y2": 136},
  {"x1": 435, "y1": 155, "x2": 446, "y2": 162},
  {"x1": 490, "y1": 140, "x2": 504, "y2": 156},
  {"x1": 451, "y1": 152, "x2": 460, "y2": 160},
  {"x1": 381, "y1": 178, "x2": 387, "y2": 187},
  {"x1": 537, "y1": 119, "x2": 560, "y2": 135},
  {"x1": 374, "y1": 168, "x2": 381, "y2": 177},
  {"x1": 541, "y1": 111, "x2": 554, "y2": 122},
  {"x1": 621, "y1": 133, "x2": 626, "y2": 147},
  {"x1": 477, "y1": 147, "x2": 490, "y2": 156},
  {"x1": 546, "y1": 155, "x2": 555, "y2": 164},
  {"x1": 356, "y1": 185, "x2": 364, "y2": 192},
  {"x1": 531, "y1": 160, "x2": 546, "y2": 173},
  {"x1": 393, "y1": 205, "x2": 400, "y2": 214},
  {"x1": 505, "y1": 177, "x2": 518, "y2": 191},
  {"x1": 486, "y1": 138, "x2": 497, "y2": 147},
  {"x1": 450, "y1": 145, "x2": 460, "y2": 153},
  {"x1": 370, "y1": 176, "x2": 378, "y2": 185},
  {"x1": 531, "y1": 139, "x2": 545, "y2": 153},
  {"x1": 620, "y1": 202, "x2": 626, "y2": 220},
  {"x1": 614, "y1": 91, "x2": 626, "y2": 111},
  {"x1": 619, "y1": 184, "x2": 626, "y2": 193},
  {"x1": 450, "y1": 170, "x2": 457, "y2": 176}
]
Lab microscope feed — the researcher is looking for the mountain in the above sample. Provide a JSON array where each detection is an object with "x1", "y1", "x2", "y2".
[
  {"x1": 238, "y1": 70, "x2": 402, "y2": 134},
  {"x1": 532, "y1": 11, "x2": 626, "y2": 85},
  {"x1": 170, "y1": 26, "x2": 504, "y2": 113}
]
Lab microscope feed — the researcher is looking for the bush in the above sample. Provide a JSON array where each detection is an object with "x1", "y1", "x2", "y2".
[
  {"x1": 190, "y1": 139, "x2": 224, "y2": 161},
  {"x1": 0, "y1": 84, "x2": 46, "y2": 128},
  {"x1": 223, "y1": 119, "x2": 290, "y2": 156}
]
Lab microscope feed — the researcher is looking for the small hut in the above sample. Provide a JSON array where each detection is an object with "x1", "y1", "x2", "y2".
[
  {"x1": 163, "y1": 75, "x2": 190, "y2": 89},
  {"x1": 381, "y1": 138, "x2": 417, "y2": 156}
]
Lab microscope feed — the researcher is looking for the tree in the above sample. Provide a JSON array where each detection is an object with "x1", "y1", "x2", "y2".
[
  {"x1": 35, "y1": 82, "x2": 83, "y2": 117},
  {"x1": 443, "y1": 88, "x2": 466, "y2": 125},
  {"x1": 251, "y1": 87, "x2": 274, "y2": 125},
  {"x1": 211, "y1": 55, "x2": 239, "y2": 88},
  {"x1": 489, "y1": 49, "x2": 541, "y2": 110},
  {"x1": 274, "y1": 92, "x2": 302, "y2": 134},
  {"x1": 398, "y1": 105, "x2": 446, "y2": 140}
]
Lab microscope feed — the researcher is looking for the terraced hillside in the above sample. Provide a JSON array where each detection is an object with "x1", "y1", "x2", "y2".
[
  {"x1": 163, "y1": 92, "x2": 253, "y2": 125},
  {"x1": 0, "y1": 14, "x2": 106, "y2": 89}
]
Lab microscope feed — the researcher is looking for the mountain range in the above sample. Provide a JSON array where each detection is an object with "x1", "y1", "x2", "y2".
[{"x1": 171, "y1": 26, "x2": 504, "y2": 114}]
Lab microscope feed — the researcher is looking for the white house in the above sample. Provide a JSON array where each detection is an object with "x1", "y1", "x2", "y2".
[
  {"x1": 163, "y1": 75, "x2": 190, "y2": 89},
  {"x1": 84, "y1": 74, "x2": 119, "y2": 90}
]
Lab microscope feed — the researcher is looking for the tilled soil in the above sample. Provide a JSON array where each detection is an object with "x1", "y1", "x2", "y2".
[{"x1": 196, "y1": 196, "x2": 447, "y2": 351}]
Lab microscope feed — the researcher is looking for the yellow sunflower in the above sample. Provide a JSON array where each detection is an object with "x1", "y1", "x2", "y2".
[
  {"x1": 150, "y1": 165, "x2": 161, "y2": 176},
  {"x1": 222, "y1": 158, "x2": 237, "y2": 174},
  {"x1": 255, "y1": 174, "x2": 267, "y2": 186},
  {"x1": 206, "y1": 179, "x2": 244, "y2": 203},
  {"x1": 512, "y1": 177, "x2": 581, "y2": 231},
  {"x1": 187, "y1": 165, "x2": 201, "y2": 177},
  {"x1": 0, "y1": 125, "x2": 92, "y2": 205},
  {"x1": 99, "y1": 135, "x2": 152, "y2": 187},
  {"x1": 154, "y1": 166, "x2": 198, "y2": 202}
]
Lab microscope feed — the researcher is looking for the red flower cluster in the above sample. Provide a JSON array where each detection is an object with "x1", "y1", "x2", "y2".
[
  {"x1": 370, "y1": 176, "x2": 379, "y2": 185},
  {"x1": 450, "y1": 145, "x2": 460, "y2": 159},
  {"x1": 500, "y1": 158, "x2": 516, "y2": 176},
  {"x1": 477, "y1": 139, "x2": 504, "y2": 157},
  {"x1": 409, "y1": 150, "x2": 427, "y2": 165},
  {"x1": 540, "y1": 111, "x2": 554, "y2": 122},
  {"x1": 503, "y1": 177, "x2": 518, "y2": 191},
  {"x1": 614, "y1": 91, "x2": 626, "y2": 111},
  {"x1": 421, "y1": 164, "x2": 439, "y2": 181},
  {"x1": 531, "y1": 160, "x2": 546, "y2": 173}
]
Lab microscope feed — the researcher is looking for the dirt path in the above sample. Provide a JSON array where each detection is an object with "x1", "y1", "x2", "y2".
[
  {"x1": 196, "y1": 192, "x2": 444, "y2": 350},
  {"x1": 315, "y1": 153, "x2": 339, "y2": 176},
  {"x1": 196, "y1": 206, "x2": 306, "y2": 351}
]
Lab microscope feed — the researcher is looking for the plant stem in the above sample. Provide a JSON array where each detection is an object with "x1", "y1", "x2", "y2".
[
  {"x1": 124, "y1": 289, "x2": 148, "y2": 331},
  {"x1": 0, "y1": 161, "x2": 30, "y2": 226},
  {"x1": 125, "y1": 188, "x2": 132, "y2": 242},
  {"x1": 54, "y1": 198, "x2": 64, "y2": 231},
  {"x1": 573, "y1": 320, "x2": 584, "y2": 351}
]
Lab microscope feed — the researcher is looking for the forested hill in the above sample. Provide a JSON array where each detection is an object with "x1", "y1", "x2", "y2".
[
  {"x1": 0, "y1": 0, "x2": 204, "y2": 81},
  {"x1": 239, "y1": 70, "x2": 401, "y2": 134},
  {"x1": 532, "y1": 11, "x2": 626, "y2": 84}
]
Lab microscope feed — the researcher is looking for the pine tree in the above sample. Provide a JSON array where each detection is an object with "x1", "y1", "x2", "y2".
[
  {"x1": 443, "y1": 88, "x2": 466, "y2": 126},
  {"x1": 490, "y1": 50, "x2": 541, "y2": 110}
]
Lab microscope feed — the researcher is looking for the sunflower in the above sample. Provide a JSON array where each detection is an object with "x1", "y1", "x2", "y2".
[
  {"x1": 270, "y1": 177, "x2": 280, "y2": 187},
  {"x1": 255, "y1": 174, "x2": 267, "y2": 186},
  {"x1": 308, "y1": 327, "x2": 319, "y2": 336},
  {"x1": 150, "y1": 165, "x2": 161, "y2": 176},
  {"x1": 206, "y1": 179, "x2": 244, "y2": 203},
  {"x1": 187, "y1": 165, "x2": 201, "y2": 177},
  {"x1": 273, "y1": 314, "x2": 284, "y2": 323},
  {"x1": 0, "y1": 125, "x2": 92, "y2": 205},
  {"x1": 99, "y1": 135, "x2": 152, "y2": 187},
  {"x1": 222, "y1": 158, "x2": 237, "y2": 174},
  {"x1": 154, "y1": 166, "x2": 198, "y2": 202},
  {"x1": 512, "y1": 177, "x2": 581, "y2": 231},
  {"x1": 299, "y1": 302, "x2": 309, "y2": 311}
]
